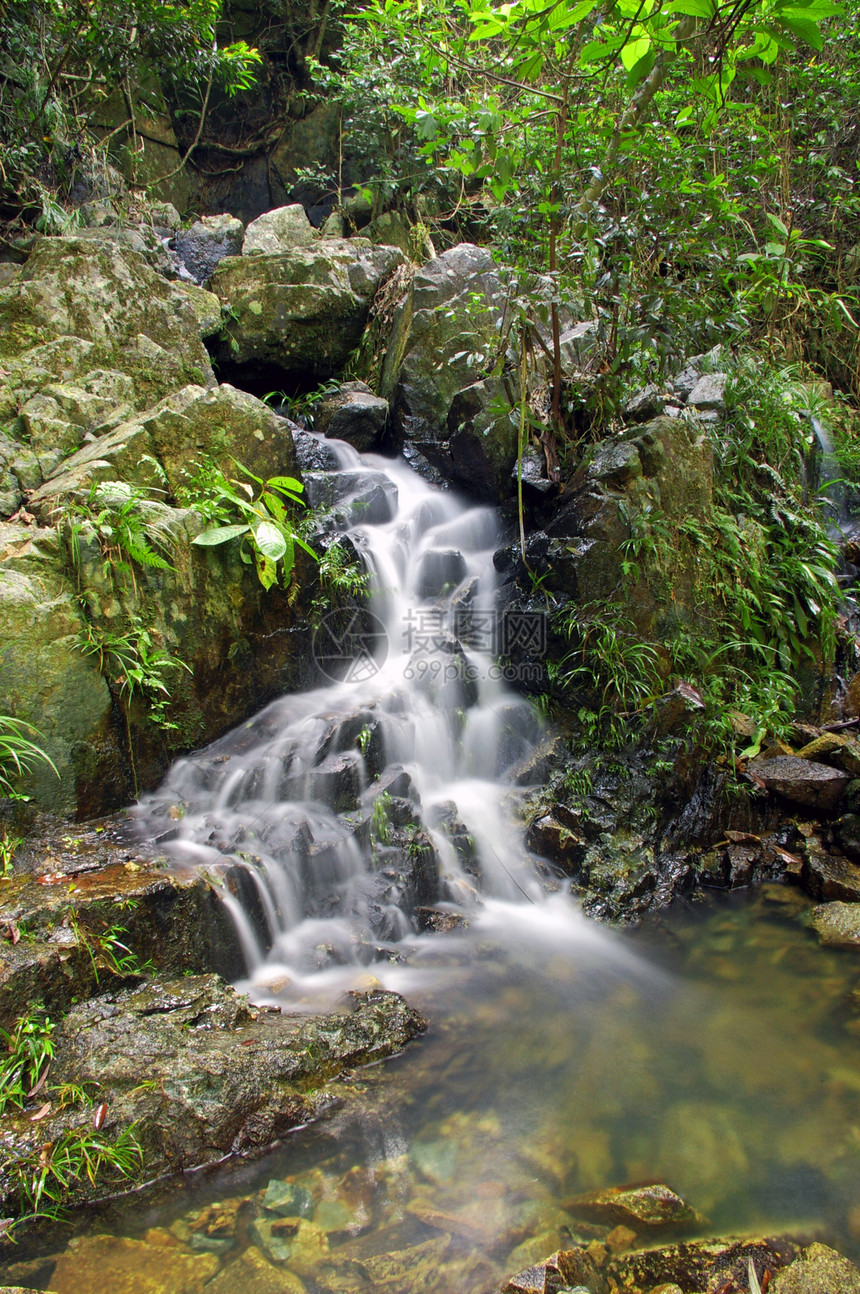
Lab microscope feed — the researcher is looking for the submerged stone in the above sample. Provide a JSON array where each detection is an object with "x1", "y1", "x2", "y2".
[
  {"x1": 49, "y1": 1234, "x2": 220, "y2": 1294},
  {"x1": 771, "y1": 1241, "x2": 860, "y2": 1292},
  {"x1": 564, "y1": 1181, "x2": 703, "y2": 1231}
]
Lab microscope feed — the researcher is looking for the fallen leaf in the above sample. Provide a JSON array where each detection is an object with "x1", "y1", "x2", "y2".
[
  {"x1": 30, "y1": 1102, "x2": 51, "y2": 1122},
  {"x1": 93, "y1": 1101, "x2": 108, "y2": 1130},
  {"x1": 27, "y1": 1065, "x2": 49, "y2": 1098}
]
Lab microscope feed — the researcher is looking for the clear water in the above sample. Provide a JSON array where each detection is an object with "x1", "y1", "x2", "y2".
[{"x1": 20, "y1": 884, "x2": 860, "y2": 1293}]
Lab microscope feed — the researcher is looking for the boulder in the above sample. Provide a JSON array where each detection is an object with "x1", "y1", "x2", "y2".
[
  {"x1": 747, "y1": 755, "x2": 851, "y2": 812},
  {"x1": 30, "y1": 383, "x2": 298, "y2": 504},
  {"x1": 0, "y1": 523, "x2": 114, "y2": 814},
  {"x1": 0, "y1": 978, "x2": 425, "y2": 1221},
  {"x1": 809, "y1": 900, "x2": 860, "y2": 947},
  {"x1": 381, "y1": 243, "x2": 508, "y2": 451},
  {"x1": 243, "y1": 203, "x2": 317, "y2": 255},
  {"x1": 314, "y1": 380, "x2": 389, "y2": 452},
  {"x1": 686, "y1": 371, "x2": 728, "y2": 413},
  {"x1": 771, "y1": 1242, "x2": 860, "y2": 1292},
  {"x1": 0, "y1": 236, "x2": 215, "y2": 419},
  {"x1": 209, "y1": 239, "x2": 405, "y2": 379},
  {"x1": 173, "y1": 213, "x2": 245, "y2": 284}
]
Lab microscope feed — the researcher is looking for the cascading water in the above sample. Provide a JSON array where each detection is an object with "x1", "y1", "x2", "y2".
[{"x1": 132, "y1": 435, "x2": 549, "y2": 1003}]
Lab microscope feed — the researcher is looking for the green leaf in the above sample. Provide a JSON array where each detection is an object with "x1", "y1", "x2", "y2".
[
  {"x1": 620, "y1": 34, "x2": 650, "y2": 71},
  {"x1": 765, "y1": 211, "x2": 790, "y2": 238},
  {"x1": 192, "y1": 524, "x2": 249, "y2": 546},
  {"x1": 266, "y1": 475, "x2": 303, "y2": 492},
  {"x1": 775, "y1": 11, "x2": 823, "y2": 45},
  {"x1": 666, "y1": 0, "x2": 715, "y2": 13},
  {"x1": 254, "y1": 521, "x2": 287, "y2": 562},
  {"x1": 255, "y1": 552, "x2": 278, "y2": 591}
]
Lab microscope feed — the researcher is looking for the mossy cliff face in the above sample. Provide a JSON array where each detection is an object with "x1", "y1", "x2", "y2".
[{"x1": 0, "y1": 234, "x2": 311, "y2": 817}]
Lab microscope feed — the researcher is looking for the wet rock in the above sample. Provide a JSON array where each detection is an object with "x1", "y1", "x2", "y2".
[
  {"x1": 262, "y1": 1179, "x2": 315, "y2": 1219},
  {"x1": 836, "y1": 814, "x2": 860, "y2": 863},
  {"x1": 0, "y1": 981, "x2": 425, "y2": 1219},
  {"x1": 771, "y1": 1241, "x2": 860, "y2": 1292},
  {"x1": 174, "y1": 214, "x2": 245, "y2": 284},
  {"x1": 588, "y1": 439, "x2": 642, "y2": 488},
  {"x1": 809, "y1": 900, "x2": 860, "y2": 947},
  {"x1": 315, "y1": 381, "x2": 389, "y2": 452},
  {"x1": 291, "y1": 428, "x2": 342, "y2": 471},
  {"x1": 443, "y1": 376, "x2": 521, "y2": 501},
  {"x1": 49, "y1": 1233, "x2": 220, "y2": 1294},
  {"x1": 802, "y1": 832, "x2": 860, "y2": 898},
  {"x1": 502, "y1": 1247, "x2": 604, "y2": 1294},
  {"x1": 607, "y1": 1234, "x2": 800, "y2": 1293},
  {"x1": 303, "y1": 469, "x2": 397, "y2": 525},
  {"x1": 416, "y1": 548, "x2": 468, "y2": 598},
  {"x1": 564, "y1": 1182, "x2": 703, "y2": 1232},
  {"x1": 243, "y1": 204, "x2": 316, "y2": 255},
  {"x1": 746, "y1": 756, "x2": 851, "y2": 812},
  {"x1": 411, "y1": 1137, "x2": 458, "y2": 1185}
]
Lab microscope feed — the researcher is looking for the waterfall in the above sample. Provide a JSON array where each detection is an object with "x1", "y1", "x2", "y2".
[{"x1": 132, "y1": 436, "x2": 549, "y2": 1004}]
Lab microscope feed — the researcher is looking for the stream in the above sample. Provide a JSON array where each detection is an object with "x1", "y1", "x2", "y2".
[{"x1": 9, "y1": 439, "x2": 860, "y2": 1291}]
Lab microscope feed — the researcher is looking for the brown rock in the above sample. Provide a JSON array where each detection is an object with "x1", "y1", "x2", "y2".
[
  {"x1": 746, "y1": 756, "x2": 851, "y2": 812},
  {"x1": 564, "y1": 1182, "x2": 702, "y2": 1231},
  {"x1": 205, "y1": 1248, "x2": 306, "y2": 1294},
  {"x1": 796, "y1": 733, "x2": 848, "y2": 762},
  {"x1": 803, "y1": 834, "x2": 860, "y2": 900}
]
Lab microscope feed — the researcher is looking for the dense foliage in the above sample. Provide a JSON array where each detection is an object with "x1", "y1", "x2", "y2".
[
  {"x1": 0, "y1": 0, "x2": 260, "y2": 223},
  {"x1": 312, "y1": 0, "x2": 860, "y2": 407}
]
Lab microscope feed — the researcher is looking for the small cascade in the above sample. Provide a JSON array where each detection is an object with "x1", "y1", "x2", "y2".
[{"x1": 133, "y1": 436, "x2": 549, "y2": 1003}]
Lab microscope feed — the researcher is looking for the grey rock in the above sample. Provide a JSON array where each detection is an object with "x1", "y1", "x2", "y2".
[
  {"x1": 686, "y1": 371, "x2": 728, "y2": 412},
  {"x1": 243, "y1": 204, "x2": 316, "y2": 255},
  {"x1": 747, "y1": 755, "x2": 851, "y2": 811},
  {"x1": 174, "y1": 214, "x2": 245, "y2": 284},
  {"x1": 315, "y1": 380, "x2": 389, "y2": 452}
]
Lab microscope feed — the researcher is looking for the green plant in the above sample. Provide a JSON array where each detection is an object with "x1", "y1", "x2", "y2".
[
  {"x1": 76, "y1": 617, "x2": 191, "y2": 731},
  {"x1": 553, "y1": 604, "x2": 663, "y2": 747},
  {"x1": 370, "y1": 791, "x2": 393, "y2": 847},
  {"x1": 64, "y1": 480, "x2": 179, "y2": 597},
  {"x1": 52, "y1": 1081, "x2": 99, "y2": 1109},
  {"x1": 66, "y1": 912, "x2": 150, "y2": 985},
  {"x1": 0, "y1": 717, "x2": 59, "y2": 800},
  {"x1": 0, "y1": 1008, "x2": 55, "y2": 1116},
  {"x1": 312, "y1": 541, "x2": 370, "y2": 618},
  {"x1": 10, "y1": 1123, "x2": 143, "y2": 1220},
  {"x1": 0, "y1": 830, "x2": 21, "y2": 878},
  {"x1": 189, "y1": 461, "x2": 317, "y2": 591}
]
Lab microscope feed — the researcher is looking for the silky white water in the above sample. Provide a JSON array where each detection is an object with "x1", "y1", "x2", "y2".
[{"x1": 133, "y1": 437, "x2": 559, "y2": 1007}]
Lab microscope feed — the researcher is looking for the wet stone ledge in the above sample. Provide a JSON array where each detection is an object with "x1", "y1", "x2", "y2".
[{"x1": 0, "y1": 821, "x2": 427, "y2": 1225}]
